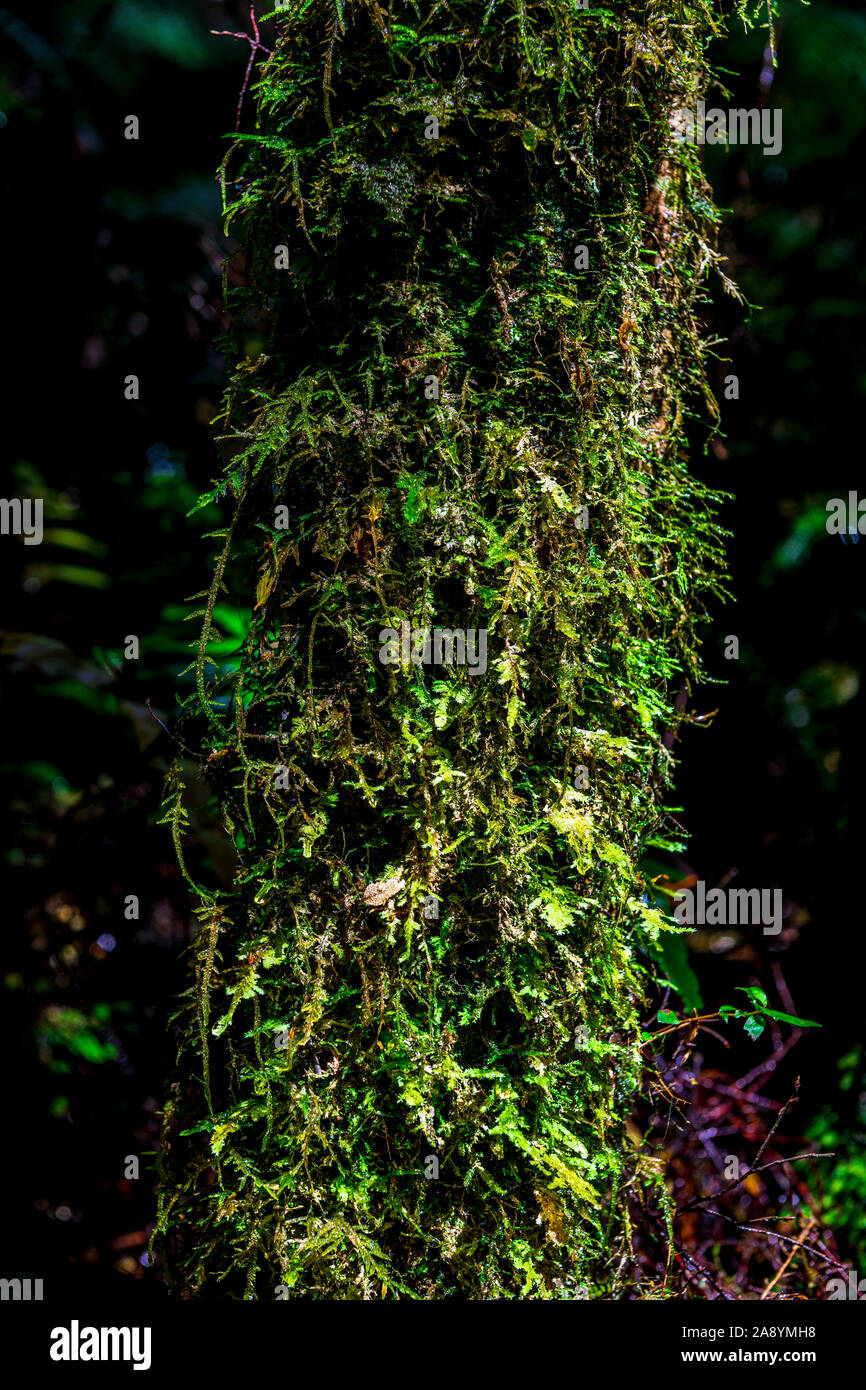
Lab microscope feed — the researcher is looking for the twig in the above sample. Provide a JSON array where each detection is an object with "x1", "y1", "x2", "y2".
[
  {"x1": 146, "y1": 698, "x2": 195, "y2": 756},
  {"x1": 754, "y1": 1077, "x2": 799, "y2": 1168},
  {"x1": 211, "y1": 4, "x2": 272, "y2": 132},
  {"x1": 704, "y1": 1207, "x2": 848, "y2": 1274},
  {"x1": 760, "y1": 1219, "x2": 815, "y2": 1300},
  {"x1": 677, "y1": 1151, "x2": 834, "y2": 1214}
]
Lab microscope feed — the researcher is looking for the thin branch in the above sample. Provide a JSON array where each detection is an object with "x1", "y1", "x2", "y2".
[
  {"x1": 754, "y1": 1076, "x2": 799, "y2": 1168},
  {"x1": 211, "y1": 4, "x2": 273, "y2": 132},
  {"x1": 678, "y1": 1151, "x2": 835, "y2": 1214},
  {"x1": 704, "y1": 1206, "x2": 848, "y2": 1275}
]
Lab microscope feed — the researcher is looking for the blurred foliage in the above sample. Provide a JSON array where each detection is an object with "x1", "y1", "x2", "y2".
[
  {"x1": 672, "y1": 0, "x2": 866, "y2": 1274},
  {"x1": 0, "y1": 0, "x2": 259, "y2": 1298},
  {"x1": 806, "y1": 1047, "x2": 866, "y2": 1274}
]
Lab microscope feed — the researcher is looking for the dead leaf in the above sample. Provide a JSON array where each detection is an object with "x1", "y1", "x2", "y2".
[{"x1": 363, "y1": 876, "x2": 405, "y2": 908}]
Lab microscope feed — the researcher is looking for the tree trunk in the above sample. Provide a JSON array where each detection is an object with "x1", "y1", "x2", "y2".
[{"x1": 154, "y1": 0, "x2": 742, "y2": 1299}]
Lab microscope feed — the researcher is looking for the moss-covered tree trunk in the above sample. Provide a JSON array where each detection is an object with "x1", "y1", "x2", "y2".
[{"x1": 154, "y1": 0, "x2": 745, "y2": 1299}]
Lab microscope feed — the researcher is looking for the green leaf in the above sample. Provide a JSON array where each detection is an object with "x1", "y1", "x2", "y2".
[
  {"x1": 651, "y1": 933, "x2": 703, "y2": 1012},
  {"x1": 763, "y1": 1009, "x2": 821, "y2": 1029},
  {"x1": 736, "y1": 985, "x2": 768, "y2": 1008}
]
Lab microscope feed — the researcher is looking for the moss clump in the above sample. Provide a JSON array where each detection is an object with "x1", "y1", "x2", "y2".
[{"x1": 154, "y1": 0, "x2": 761, "y2": 1299}]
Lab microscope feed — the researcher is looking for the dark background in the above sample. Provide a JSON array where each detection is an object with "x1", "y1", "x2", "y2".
[{"x1": 1, "y1": 0, "x2": 864, "y2": 1299}]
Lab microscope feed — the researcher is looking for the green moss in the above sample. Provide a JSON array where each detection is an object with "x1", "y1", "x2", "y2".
[{"x1": 153, "y1": 0, "x2": 767, "y2": 1299}]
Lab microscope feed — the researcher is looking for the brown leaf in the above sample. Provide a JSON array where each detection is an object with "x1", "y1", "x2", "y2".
[{"x1": 362, "y1": 876, "x2": 405, "y2": 908}]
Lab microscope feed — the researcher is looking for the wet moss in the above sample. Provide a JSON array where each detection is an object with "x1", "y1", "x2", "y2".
[{"x1": 153, "y1": 0, "x2": 767, "y2": 1299}]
